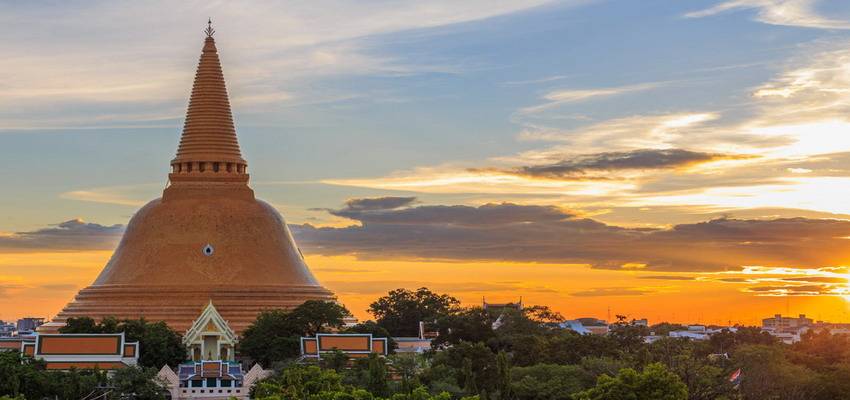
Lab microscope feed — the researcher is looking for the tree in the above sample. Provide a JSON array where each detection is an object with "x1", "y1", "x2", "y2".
[
  {"x1": 572, "y1": 363, "x2": 688, "y2": 400},
  {"x1": 252, "y1": 365, "x2": 346, "y2": 399},
  {"x1": 511, "y1": 364, "x2": 593, "y2": 400},
  {"x1": 239, "y1": 309, "x2": 303, "y2": 366},
  {"x1": 109, "y1": 366, "x2": 167, "y2": 400},
  {"x1": 495, "y1": 351, "x2": 513, "y2": 400},
  {"x1": 608, "y1": 315, "x2": 650, "y2": 357},
  {"x1": 435, "y1": 307, "x2": 494, "y2": 348},
  {"x1": 427, "y1": 341, "x2": 497, "y2": 397},
  {"x1": 646, "y1": 338, "x2": 732, "y2": 400},
  {"x1": 240, "y1": 301, "x2": 351, "y2": 366},
  {"x1": 60, "y1": 317, "x2": 186, "y2": 368},
  {"x1": 539, "y1": 331, "x2": 619, "y2": 366},
  {"x1": 369, "y1": 288, "x2": 460, "y2": 336},
  {"x1": 708, "y1": 327, "x2": 776, "y2": 355},
  {"x1": 289, "y1": 300, "x2": 350, "y2": 335},
  {"x1": 0, "y1": 350, "x2": 166, "y2": 400},
  {"x1": 322, "y1": 349, "x2": 350, "y2": 372},
  {"x1": 732, "y1": 344, "x2": 818, "y2": 400},
  {"x1": 366, "y1": 353, "x2": 390, "y2": 397}
]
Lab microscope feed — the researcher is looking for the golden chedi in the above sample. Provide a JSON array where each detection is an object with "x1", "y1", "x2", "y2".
[{"x1": 41, "y1": 24, "x2": 335, "y2": 334}]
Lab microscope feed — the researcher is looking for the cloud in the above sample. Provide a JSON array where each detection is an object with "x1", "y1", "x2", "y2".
[
  {"x1": 685, "y1": 0, "x2": 850, "y2": 30},
  {"x1": 0, "y1": 283, "x2": 27, "y2": 296},
  {"x1": 0, "y1": 0, "x2": 576, "y2": 128},
  {"x1": 745, "y1": 283, "x2": 849, "y2": 296},
  {"x1": 323, "y1": 280, "x2": 557, "y2": 295},
  {"x1": 780, "y1": 276, "x2": 848, "y2": 283},
  {"x1": 500, "y1": 149, "x2": 749, "y2": 179},
  {"x1": 519, "y1": 82, "x2": 662, "y2": 115},
  {"x1": 0, "y1": 219, "x2": 124, "y2": 252},
  {"x1": 328, "y1": 198, "x2": 573, "y2": 226},
  {"x1": 338, "y1": 197, "x2": 417, "y2": 212},
  {"x1": 571, "y1": 287, "x2": 657, "y2": 297},
  {"x1": 292, "y1": 198, "x2": 850, "y2": 272},
  {"x1": 638, "y1": 275, "x2": 697, "y2": 281}
]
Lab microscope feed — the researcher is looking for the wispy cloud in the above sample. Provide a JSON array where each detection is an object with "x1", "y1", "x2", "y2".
[
  {"x1": 519, "y1": 82, "x2": 662, "y2": 115},
  {"x1": 59, "y1": 184, "x2": 161, "y2": 207},
  {"x1": 0, "y1": 0, "x2": 577, "y2": 129},
  {"x1": 503, "y1": 75, "x2": 569, "y2": 85},
  {"x1": 571, "y1": 286, "x2": 666, "y2": 297},
  {"x1": 685, "y1": 0, "x2": 850, "y2": 30}
]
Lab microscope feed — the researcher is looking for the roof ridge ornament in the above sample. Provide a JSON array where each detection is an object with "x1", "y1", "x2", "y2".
[{"x1": 204, "y1": 18, "x2": 215, "y2": 38}]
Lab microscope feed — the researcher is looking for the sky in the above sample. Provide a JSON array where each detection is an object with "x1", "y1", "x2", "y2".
[{"x1": 4, "y1": 0, "x2": 850, "y2": 325}]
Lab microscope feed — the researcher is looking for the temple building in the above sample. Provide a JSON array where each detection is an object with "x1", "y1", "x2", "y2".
[
  {"x1": 22, "y1": 333, "x2": 139, "y2": 371},
  {"x1": 183, "y1": 301, "x2": 238, "y2": 361},
  {"x1": 158, "y1": 361, "x2": 270, "y2": 400},
  {"x1": 300, "y1": 333, "x2": 389, "y2": 360},
  {"x1": 41, "y1": 23, "x2": 335, "y2": 334}
]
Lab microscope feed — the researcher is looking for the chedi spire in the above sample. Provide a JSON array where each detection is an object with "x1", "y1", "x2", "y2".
[
  {"x1": 170, "y1": 20, "x2": 247, "y2": 184},
  {"x1": 40, "y1": 23, "x2": 335, "y2": 335}
]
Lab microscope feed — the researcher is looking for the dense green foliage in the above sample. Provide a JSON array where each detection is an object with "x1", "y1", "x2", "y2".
[
  {"x1": 573, "y1": 363, "x2": 688, "y2": 400},
  {"x1": 10, "y1": 287, "x2": 850, "y2": 400},
  {"x1": 369, "y1": 288, "x2": 460, "y2": 337},
  {"x1": 60, "y1": 316, "x2": 187, "y2": 368},
  {"x1": 0, "y1": 350, "x2": 165, "y2": 400},
  {"x1": 239, "y1": 300, "x2": 351, "y2": 366},
  {"x1": 252, "y1": 364, "x2": 476, "y2": 400}
]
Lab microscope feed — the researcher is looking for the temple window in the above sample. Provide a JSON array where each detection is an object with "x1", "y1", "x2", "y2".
[
  {"x1": 187, "y1": 163, "x2": 193, "y2": 173},
  {"x1": 199, "y1": 162, "x2": 206, "y2": 172},
  {"x1": 226, "y1": 163, "x2": 232, "y2": 172},
  {"x1": 213, "y1": 162, "x2": 220, "y2": 172}
]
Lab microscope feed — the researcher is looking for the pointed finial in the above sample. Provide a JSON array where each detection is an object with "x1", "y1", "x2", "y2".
[{"x1": 204, "y1": 18, "x2": 215, "y2": 38}]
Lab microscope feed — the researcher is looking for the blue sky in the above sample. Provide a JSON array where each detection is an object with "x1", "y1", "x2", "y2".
[
  {"x1": 2, "y1": 0, "x2": 850, "y2": 230},
  {"x1": 6, "y1": 1, "x2": 850, "y2": 322}
]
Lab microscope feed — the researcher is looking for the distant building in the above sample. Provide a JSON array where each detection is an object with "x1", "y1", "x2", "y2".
[
  {"x1": 762, "y1": 314, "x2": 813, "y2": 333},
  {"x1": 645, "y1": 325, "x2": 735, "y2": 343},
  {"x1": 484, "y1": 298, "x2": 524, "y2": 330},
  {"x1": 813, "y1": 321, "x2": 850, "y2": 335},
  {"x1": 394, "y1": 321, "x2": 432, "y2": 354},
  {"x1": 560, "y1": 318, "x2": 609, "y2": 335},
  {"x1": 0, "y1": 337, "x2": 33, "y2": 352},
  {"x1": 16, "y1": 317, "x2": 44, "y2": 333},
  {"x1": 300, "y1": 333, "x2": 388, "y2": 360},
  {"x1": 343, "y1": 315, "x2": 359, "y2": 328},
  {"x1": 669, "y1": 326, "x2": 710, "y2": 341},
  {"x1": 761, "y1": 314, "x2": 814, "y2": 343},
  {"x1": 483, "y1": 298, "x2": 523, "y2": 314},
  {"x1": 0, "y1": 321, "x2": 15, "y2": 337}
]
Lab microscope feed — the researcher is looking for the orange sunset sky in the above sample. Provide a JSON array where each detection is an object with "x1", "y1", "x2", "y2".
[{"x1": 4, "y1": 1, "x2": 850, "y2": 326}]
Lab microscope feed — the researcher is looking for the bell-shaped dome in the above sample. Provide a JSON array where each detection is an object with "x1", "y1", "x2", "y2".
[{"x1": 41, "y1": 25, "x2": 335, "y2": 334}]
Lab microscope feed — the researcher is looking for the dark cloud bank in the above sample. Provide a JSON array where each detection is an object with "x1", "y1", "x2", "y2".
[
  {"x1": 293, "y1": 197, "x2": 850, "y2": 272},
  {"x1": 5, "y1": 200, "x2": 850, "y2": 273},
  {"x1": 0, "y1": 219, "x2": 123, "y2": 251},
  {"x1": 478, "y1": 149, "x2": 748, "y2": 179}
]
